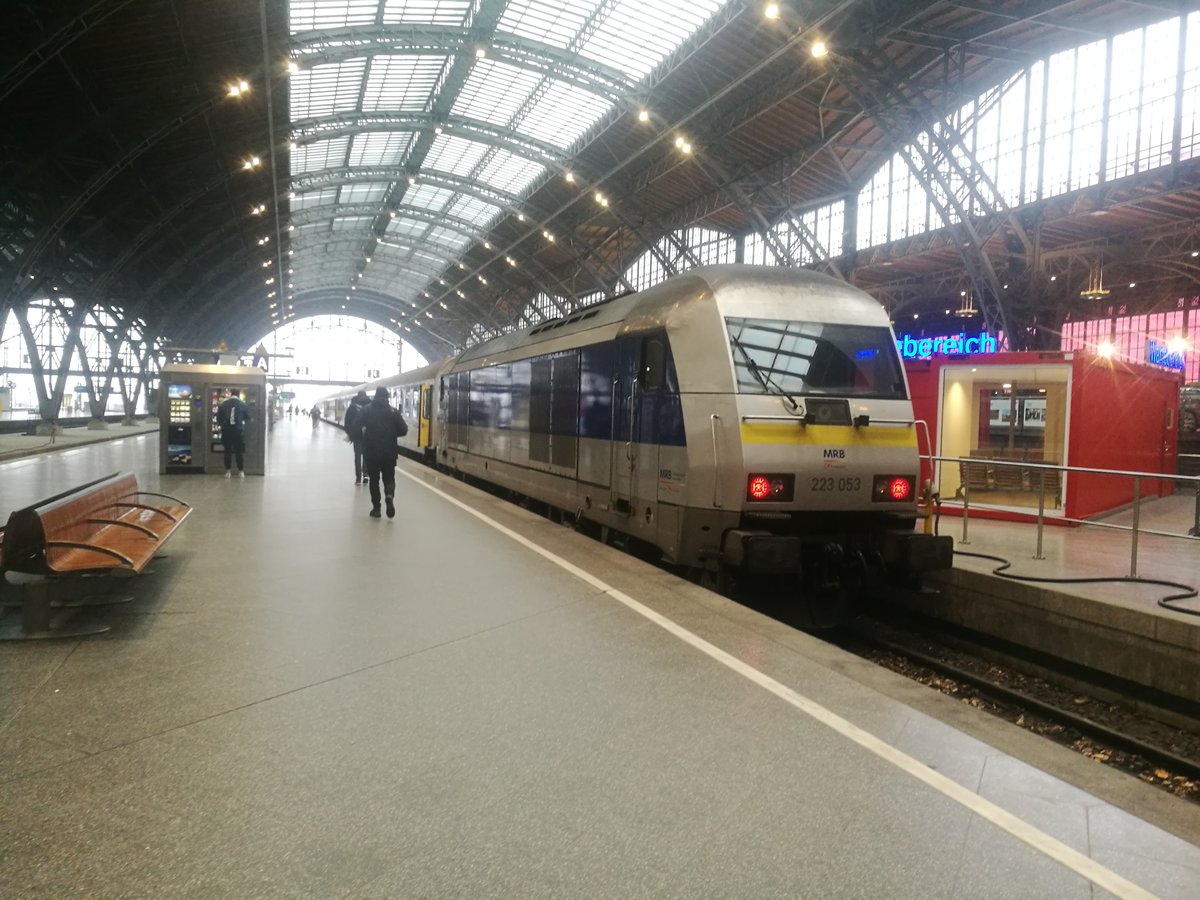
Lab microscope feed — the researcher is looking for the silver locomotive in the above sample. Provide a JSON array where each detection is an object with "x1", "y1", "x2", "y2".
[{"x1": 332, "y1": 265, "x2": 951, "y2": 596}]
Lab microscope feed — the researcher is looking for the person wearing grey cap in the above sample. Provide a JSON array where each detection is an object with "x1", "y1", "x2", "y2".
[{"x1": 347, "y1": 387, "x2": 408, "y2": 518}]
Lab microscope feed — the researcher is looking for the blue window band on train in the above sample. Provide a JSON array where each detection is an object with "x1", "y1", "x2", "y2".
[
  {"x1": 449, "y1": 330, "x2": 687, "y2": 453},
  {"x1": 896, "y1": 332, "x2": 998, "y2": 359}
]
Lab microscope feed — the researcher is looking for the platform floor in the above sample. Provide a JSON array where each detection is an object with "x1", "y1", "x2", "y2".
[
  {"x1": 938, "y1": 497, "x2": 1200, "y2": 618},
  {"x1": 2, "y1": 418, "x2": 1199, "y2": 897}
]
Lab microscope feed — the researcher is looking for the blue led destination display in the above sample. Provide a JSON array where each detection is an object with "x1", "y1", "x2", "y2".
[{"x1": 896, "y1": 332, "x2": 998, "y2": 359}]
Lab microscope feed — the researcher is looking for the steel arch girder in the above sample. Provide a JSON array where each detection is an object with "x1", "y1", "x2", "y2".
[{"x1": 291, "y1": 25, "x2": 634, "y2": 102}]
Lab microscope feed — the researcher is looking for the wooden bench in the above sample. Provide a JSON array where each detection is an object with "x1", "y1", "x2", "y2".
[{"x1": 0, "y1": 472, "x2": 192, "y2": 639}]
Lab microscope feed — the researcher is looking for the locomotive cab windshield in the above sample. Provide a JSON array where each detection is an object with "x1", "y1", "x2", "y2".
[{"x1": 725, "y1": 317, "x2": 906, "y2": 399}]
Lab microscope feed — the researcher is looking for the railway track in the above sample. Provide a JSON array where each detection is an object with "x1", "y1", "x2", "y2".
[{"x1": 830, "y1": 610, "x2": 1200, "y2": 803}]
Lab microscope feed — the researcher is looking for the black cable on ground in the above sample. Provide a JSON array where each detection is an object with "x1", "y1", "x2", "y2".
[{"x1": 932, "y1": 497, "x2": 1200, "y2": 617}]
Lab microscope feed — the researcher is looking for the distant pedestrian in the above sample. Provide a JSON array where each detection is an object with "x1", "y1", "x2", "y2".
[
  {"x1": 349, "y1": 387, "x2": 408, "y2": 518},
  {"x1": 343, "y1": 390, "x2": 371, "y2": 484},
  {"x1": 310, "y1": 404, "x2": 320, "y2": 429},
  {"x1": 217, "y1": 388, "x2": 249, "y2": 478}
]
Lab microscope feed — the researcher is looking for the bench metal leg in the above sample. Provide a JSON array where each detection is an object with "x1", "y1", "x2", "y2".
[
  {"x1": 52, "y1": 574, "x2": 135, "y2": 608},
  {"x1": 0, "y1": 578, "x2": 110, "y2": 640}
]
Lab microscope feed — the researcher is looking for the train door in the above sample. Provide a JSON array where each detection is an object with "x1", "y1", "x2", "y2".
[
  {"x1": 418, "y1": 384, "x2": 431, "y2": 447},
  {"x1": 610, "y1": 340, "x2": 636, "y2": 515},
  {"x1": 610, "y1": 335, "x2": 664, "y2": 519}
]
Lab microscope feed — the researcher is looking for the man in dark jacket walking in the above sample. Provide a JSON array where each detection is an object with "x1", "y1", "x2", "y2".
[
  {"x1": 216, "y1": 388, "x2": 250, "y2": 478},
  {"x1": 350, "y1": 387, "x2": 408, "y2": 518},
  {"x1": 343, "y1": 390, "x2": 371, "y2": 484}
]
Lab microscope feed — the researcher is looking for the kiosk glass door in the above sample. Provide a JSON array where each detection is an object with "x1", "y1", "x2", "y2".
[{"x1": 941, "y1": 364, "x2": 1069, "y2": 511}]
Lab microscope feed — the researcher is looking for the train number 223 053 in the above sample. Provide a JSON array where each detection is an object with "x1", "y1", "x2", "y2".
[{"x1": 811, "y1": 476, "x2": 862, "y2": 492}]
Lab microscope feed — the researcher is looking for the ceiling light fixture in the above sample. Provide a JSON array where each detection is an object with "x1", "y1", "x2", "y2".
[
  {"x1": 1080, "y1": 264, "x2": 1109, "y2": 300},
  {"x1": 954, "y1": 289, "x2": 978, "y2": 318}
]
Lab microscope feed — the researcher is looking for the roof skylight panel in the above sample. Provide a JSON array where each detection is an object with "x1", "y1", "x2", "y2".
[
  {"x1": 349, "y1": 131, "x2": 413, "y2": 167},
  {"x1": 289, "y1": 0, "x2": 379, "y2": 32},
  {"x1": 579, "y1": 0, "x2": 726, "y2": 80},
  {"x1": 290, "y1": 59, "x2": 369, "y2": 119},
  {"x1": 518, "y1": 82, "x2": 612, "y2": 148},
  {"x1": 475, "y1": 150, "x2": 545, "y2": 196},
  {"x1": 309, "y1": 237, "x2": 366, "y2": 255},
  {"x1": 339, "y1": 184, "x2": 390, "y2": 204},
  {"x1": 292, "y1": 188, "x2": 340, "y2": 210},
  {"x1": 446, "y1": 193, "x2": 501, "y2": 226},
  {"x1": 412, "y1": 249, "x2": 450, "y2": 269},
  {"x1": 497, "y1": 0, "x2": 594, "y2": 48},
  {"x1": 363, "y1": 56, "x2": 447, "y2": 112},
  {"x1": 381, "y1": 0, "x2": 472, "y2": 25},
  {"x1": 332, "y1": 216, "x2": 376, "y2": 233},
  {"x1": 426, "y1": 227, "x2": 469, "y2": 251},
  {"x1": 451, "y1": 60, "x2": 543, "y2": 126},
  {"x1": 386, "y1": 218, "x2": 428, "y2": 239},
  {"x1": 403, "y1": 184, "x2": 456, "y2": 213},
  {"x1": 425, "y1": 135, "x2": 490, "y2": 178},
  {"x1": 293, "y1": 138, "x2": 351, "y2": 175}
]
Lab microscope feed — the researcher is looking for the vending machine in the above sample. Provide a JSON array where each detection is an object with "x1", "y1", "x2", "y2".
[
  {"x1": 163, "y1": 381, "x2": 205, "y2": 472},
  {"x1": 159, "y1": 364, "x2": 268, "y2": 475}
]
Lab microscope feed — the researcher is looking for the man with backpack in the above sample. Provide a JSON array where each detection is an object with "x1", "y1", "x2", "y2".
[
  {"x1": 348, "y1": 387, "x2": 408, "y2": 518},
  {"x1": 342, "y1": 390, "x2": 371, "y2": 484}
]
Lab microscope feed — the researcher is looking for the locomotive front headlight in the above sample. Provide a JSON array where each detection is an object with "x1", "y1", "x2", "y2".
[
  {"x1": 872, "y1": 475, "x2": 914, "y2": 502},
  {"x1": 747, "y1": 474, "x2": 794, "y2": 502}
]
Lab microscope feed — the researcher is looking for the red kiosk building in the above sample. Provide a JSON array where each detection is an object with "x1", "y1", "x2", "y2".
[{"x1": 903, "y1": 346, "x2": 1181, "y2": 521}]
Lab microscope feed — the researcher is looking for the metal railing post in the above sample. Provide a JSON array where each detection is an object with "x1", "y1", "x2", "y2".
[
  {"x1": 1192, "y1": 478, "x2": 1200, "y2": 538},
  {"x1": 1129, "y1": 475, "x2": 1141, "y2": 577},
  {"x1": 1034, "y1": 468, "x2": 1046, "y2": 560},
  {"x1": 960, "y1": 468, "x2": 970, "y2": 544}
]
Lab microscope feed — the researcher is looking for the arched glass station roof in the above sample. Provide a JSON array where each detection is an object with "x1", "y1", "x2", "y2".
[{"x1": 284, "y1": 0, "x2": 726, "y2": 343}]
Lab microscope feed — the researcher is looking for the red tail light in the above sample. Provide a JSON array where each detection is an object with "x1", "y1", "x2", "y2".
[
  {"x1": 872, "y1": 475, "x2": 914, "y2": 502},
  {"x1": 746, "y1": 474, "x2": 795, "y2": 502}
]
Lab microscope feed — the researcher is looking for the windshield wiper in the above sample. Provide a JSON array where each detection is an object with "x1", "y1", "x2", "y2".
[{"x1": 729, "y1": 333, "x2": 800, "y2": 411}]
